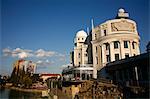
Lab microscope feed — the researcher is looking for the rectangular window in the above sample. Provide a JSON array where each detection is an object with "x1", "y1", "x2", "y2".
[
  {"x1": 96, "y1": 57, "x2": 98, "y2": 64},
  {"x1": 104, "y1": 30, "x2": 106, "y2": 36},
  {"x1": 82, "y1": 74, "x2": 85, "y2": 80},
  {"x1": 95, "y1": 46, "x2": 97, "y2": 53},
  {"x1": 106, "y1": 55, "x2": 110, "y2": 62},
  {"x1": 106, "y1": 44, "x2": 109, "y2": 50},
  {"x1": 78, "y1": 53, "x2": 80, "y2": 58},
  {"x1": 125, "y1": 53, "x2": 129, "y2": 58},
  {"x1": 95, "y1": 34, "x2": 97, "y2": 39},
  {"x1": 132, "y1": 42, "x2": 135, "y2": 49},
  {"x1": 124, "y1": 41, "x2": 128, "y2": 48},
  {"x1": 77, "y1": 73, "x2": 80, "y2": 77},
  {"x1": 114, "y1": 41, "x2": 119, "y2": 49},
  {"x1": 115, "y1": 54, "x2": 119, "y2": 61}
]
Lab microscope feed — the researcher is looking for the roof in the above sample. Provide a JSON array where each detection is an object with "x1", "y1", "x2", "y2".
[
  {"x1": 76, "y1": 30, "x2": 87, "y2": 37},
  {"x1": 40, "y1": 74, "x2": 61, "y2": 77},
  {"x1": 106, "y1": 52, "x2": 149, "y2": 71}
]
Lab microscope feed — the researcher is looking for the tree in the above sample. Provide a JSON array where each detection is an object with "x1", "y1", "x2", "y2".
[{"x1": 22, "y1": 75, "x2": 32, "y2": 88}]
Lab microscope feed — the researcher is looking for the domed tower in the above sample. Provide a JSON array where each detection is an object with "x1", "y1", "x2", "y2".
[
  {"x1": 74, "y1": 30, "x2": 88, "y2": 66},
  {"x1": 74, "y1": 30, "x2": 88, "y2": 47},
  {"x1": 92, "y1": 8, "x2": 140, "y2": 78}
]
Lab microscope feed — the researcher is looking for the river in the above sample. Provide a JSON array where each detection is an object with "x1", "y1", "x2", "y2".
[{"x1": 0, "y1": 88, "x2": 50, "y2": 99}]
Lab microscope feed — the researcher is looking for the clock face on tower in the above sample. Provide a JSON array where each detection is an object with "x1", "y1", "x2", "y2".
[{"x1": 111, "y1": 20, "x2": 135, "y2": 32}]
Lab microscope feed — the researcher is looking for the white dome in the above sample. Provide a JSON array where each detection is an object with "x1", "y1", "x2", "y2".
[
  {"x1": 76, "y1": 30, "x2": 87, "y2": 37},
  {"x1": 119, "y1": 8, "x2": 125, "y2": 13}
]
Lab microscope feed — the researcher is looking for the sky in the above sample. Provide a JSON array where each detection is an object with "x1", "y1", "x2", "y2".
[{"x1": 0, "y1": 0, "x2": 149, "y2": 75}]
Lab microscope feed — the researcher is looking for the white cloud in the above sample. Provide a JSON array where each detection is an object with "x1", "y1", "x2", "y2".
[
  {"x1": 35, "y1": 49, "x2": 56, "y2": 57},
  {"x1": 61, "y1": 63, "x2": 73, "y2": 68},
  {"x1": 18, "y1": 52, "x2": 28, "y2": 58},
  {"x1": 36, "y1": 59, "x2": 53, "y2": 66},
  {"x1": 3, "y1": 48, "x2": 11, "y2": 56},
  {"x1": 2, "y1": 48, "x2": 65, "y2": 62},
  {"x1": 2, "y1": 48, "x2": 33, "y2": 59},
  {"x1": 36, "y1": 60, "x2": 43, "y2": 64}
]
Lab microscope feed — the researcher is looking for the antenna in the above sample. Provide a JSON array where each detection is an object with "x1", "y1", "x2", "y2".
[
  {"x1": 87, "y1": 27, "x2": 89, "y2": 35},
  {"x1": 91, "y1": 19, "x2": 94, "y2": 29}
]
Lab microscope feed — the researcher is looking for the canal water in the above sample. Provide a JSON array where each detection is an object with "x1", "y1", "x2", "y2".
[{"x1": 0, "y1": 88, "x2": 49, "y2": 99}]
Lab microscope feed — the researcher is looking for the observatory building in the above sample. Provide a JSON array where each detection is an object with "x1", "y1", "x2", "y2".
[
  {"x1": 91, "y1": 8, "x2": 140, "y2": 78},
  {"x1": 62, "y1": 30, "x2": 93, "y2": 81},
  {"x1": 62, "y1": 8, "x2": 140, "y2": 80}
]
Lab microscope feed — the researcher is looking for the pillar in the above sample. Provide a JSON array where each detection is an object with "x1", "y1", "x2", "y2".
[
  {"x1": 101, "y1": 44, "x2": 106, "y2": 66},
  {"x1": 135, "y1": 66, "x2": 139, "y2": 86},
  {"x1": 119, "y1": 40, "x2": 125, "y2": 59},
  {"x1": 129, "y1": 41, "x2": 132, "y2": 57},
  {"x1": 92, "y1": 44, "x2": 97, "y2": 79},
  {"x1": 110, "y1": 41, "x2": 115, "y2": 62},
  {"x1": 128, "y1": 41, "x2": 132, "y2": 57},
  {"x1": 136, "y1": 42, "x2": 140, "y2": 55}
]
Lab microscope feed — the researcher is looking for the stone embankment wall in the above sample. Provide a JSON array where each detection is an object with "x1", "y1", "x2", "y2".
[{"x1": 77, "y1": 80, "x2": 123, "y2": 99}]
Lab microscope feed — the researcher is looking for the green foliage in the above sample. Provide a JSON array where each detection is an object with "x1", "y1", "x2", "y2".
[
  {"x1": 10, "y1": 65, "x2": 33, "y2": 88},
  {"x1": 22, "y1": 75, "x2": 32, "y2": 88}
]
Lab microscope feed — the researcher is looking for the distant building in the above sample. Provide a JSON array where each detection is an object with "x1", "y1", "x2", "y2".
[
  {"x1": 92, "y1": 8, "x2": 140, "y2": 78},
  {"x1": 12, "y1": 59, "x2": 36, "y2": 74},
  {"x1": 40, "y1": 73, "x2": 61, "y2": 81}
]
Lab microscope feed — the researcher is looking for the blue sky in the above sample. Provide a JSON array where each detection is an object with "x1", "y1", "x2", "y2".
[{"x1": 1, "y1": 0, "x2": 149, "y2": 75}]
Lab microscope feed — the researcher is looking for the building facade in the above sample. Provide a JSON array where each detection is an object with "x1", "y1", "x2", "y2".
[
  {"x1": 62, "y1": 8, "x2": 141, "y2": 80},
  {"x1": 12, "y1": 59, "x2": 36, "y2": 74},
  {"x1": 105, "y1": 46, "x2": 149, "y2": 98},
  {"x1": 62, "y1": 30, "x2": 93, "y2": 81},
  {"x1": 91, "y1": 9, "x2": 140, "y2": 78},
  {"x1": 74, "y1": 30, "x2": 89, "y2": 66}
]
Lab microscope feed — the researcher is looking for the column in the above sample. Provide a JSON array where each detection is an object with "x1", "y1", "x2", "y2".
[
  {"x1": 136, "y1": 42, "x2": 140, "y2": 55},
  {"x1": 109, "y1": 41, "x2": 115, "y2": 62},
  {"x1": 99, "y1": 45, "x2": 102, "y2": 67},
  {"x1": 81, "y1": 45, "x2": 85, "y2": 65},
  {"x1": 119, "y1": 40, "x2": 124, "y2": 59},
  {"x1": 81, "y1": 45, "x2": 83, "y2": 65},
  {"x1": 97, "y1": 45, "x2": 101, "y2": 66},
  {"x1": 101, "y1": 44, "x2": 106, "y2": 66},
  {"x1": 130, "y1": 41, "x2": 133, "y2": 56},
  {"x1": 129, "y1": 41, "x2": 132, "y2": 57},
  {"x1": 80, "y1": 70, "x2": 82, "y2": 80},
  {"x1": 92, "y1": 45, "x2": 96, "y2": 66},
  {"x1": 134, "y1": 66, "x2": 139, "y2": 86},
  {"x1": 74, "y1": 48, "x2": 77, "y2": 66},
  {"x1": 92, "y1": 44, "x2": 97, "y2": 79}
]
